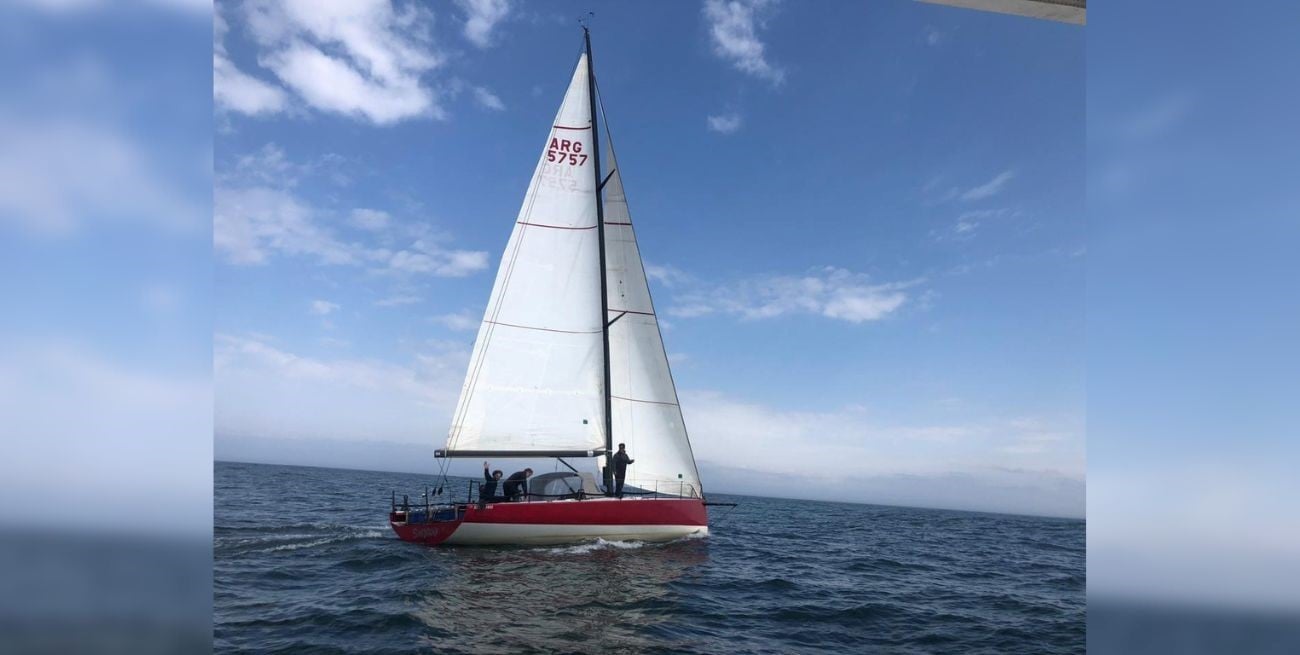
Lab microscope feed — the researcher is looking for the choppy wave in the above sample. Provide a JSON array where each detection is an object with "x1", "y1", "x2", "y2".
[
  {"x1": 215, "y1": 462, "x2": 1084, "y2": 654},
  {"x1": 542, "y1": 538, "x2": 648, "y2": 555},
  {"x1": 216, "y1": 524, "x2": 390, "y2": 554}
]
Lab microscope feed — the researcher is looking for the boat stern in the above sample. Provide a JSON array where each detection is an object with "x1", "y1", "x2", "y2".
[{"x1": 389, "y1": 509, "x2": 464, "y2": 545}]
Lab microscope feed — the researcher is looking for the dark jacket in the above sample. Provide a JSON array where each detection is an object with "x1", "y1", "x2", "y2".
[
  {"x1": 481, "y1": 469, "x2": 499, "y2": 499},
  {"x1": 612, "y1": 450, "x2": 634, "y2": 478},
  {"x1": 502, "y1": 471, "x2": 529, "y2": 498}
]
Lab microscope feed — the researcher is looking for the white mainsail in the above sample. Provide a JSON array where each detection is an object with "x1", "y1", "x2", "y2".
[
  {"x1": 445, "y1": 55, "x2": 605, "y2": 454},
  {"x1": 602, "y1": 144, "x2": 703, "y2": 495}
]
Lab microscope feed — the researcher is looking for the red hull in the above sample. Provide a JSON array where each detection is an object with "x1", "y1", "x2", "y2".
[{"x1": 390, "y1": 497, "x2": 708, "y2": 546}]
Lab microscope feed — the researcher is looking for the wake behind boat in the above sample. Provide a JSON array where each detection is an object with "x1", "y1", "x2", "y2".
[{"x1": 389, "y1": 28, "x2": 726, "y2": 547}]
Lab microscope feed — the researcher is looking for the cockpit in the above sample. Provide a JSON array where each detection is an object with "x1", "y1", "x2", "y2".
[{"x1": 526, "y1": 471, "x2": 603, "y2": 500}]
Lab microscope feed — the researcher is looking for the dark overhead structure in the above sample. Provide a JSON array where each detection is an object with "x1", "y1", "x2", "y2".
[{"x1": 919, "y1": 0, "x2": 1086, "y2": 25}]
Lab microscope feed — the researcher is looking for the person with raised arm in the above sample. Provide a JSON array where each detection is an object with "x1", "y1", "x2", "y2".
[{"x1": 480, "y1": 462, "x2": 504, "y2": 504}]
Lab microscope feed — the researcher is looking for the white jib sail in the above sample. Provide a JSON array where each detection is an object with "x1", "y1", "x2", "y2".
[
  {"x1": 445, "y1": 54, "x2": 606, "y2": 454},
  {"x1": 603, "y1": 144, "x2": 704, "y2": 496}
]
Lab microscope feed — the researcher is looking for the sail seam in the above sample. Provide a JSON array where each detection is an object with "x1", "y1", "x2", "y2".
[
  {"x1": 608, "y1": 308, "x2": 654, "y2": 316},
  {"x1": 516, "y1": 221, "x2": 597, "y2": 230},
  {"x1": 611, "y1": 394, "x2": 679, "y2": 407},
  {"x1": 553, "y1": 124, "x2": 591, "y2": 130},
  {"x1": 483, "y1": 319, "x2": 601, "y2": 335},
  {"x1": 605, "y1": 221, "x2": 632, "y2": 225}
]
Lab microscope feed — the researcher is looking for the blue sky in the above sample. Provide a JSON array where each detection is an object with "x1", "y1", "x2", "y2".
[
  {"x1": 1, "y1": 2, "x2": 213, "y2": 536},
  {"x1": 1086, "y1": 1, "x2": 1300, "y2": 608},
  {"x1": 212, "y1": 0, "x2": 1084, "y2": 517}
]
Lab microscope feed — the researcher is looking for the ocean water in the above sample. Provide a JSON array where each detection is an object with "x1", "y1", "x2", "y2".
[{"x1": 215, "y1": 461, "x2": 1084, "y2": 654}]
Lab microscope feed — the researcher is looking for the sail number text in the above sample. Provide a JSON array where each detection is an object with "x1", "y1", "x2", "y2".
[{"x1": 547, "y1": 137, "x2": 588, "y2": 166}]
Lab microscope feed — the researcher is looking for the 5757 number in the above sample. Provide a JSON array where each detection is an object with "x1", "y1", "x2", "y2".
[{"x1": 547, "y1": 137, "x2": 588, "y2": 166}]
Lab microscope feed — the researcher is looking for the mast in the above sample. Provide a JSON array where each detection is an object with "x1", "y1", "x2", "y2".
[{"x1": 584, "y1": 27, "x2": 615, "y2": 491}]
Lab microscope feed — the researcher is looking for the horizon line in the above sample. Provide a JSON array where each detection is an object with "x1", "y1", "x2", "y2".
[{"x1": 214, "y1": 458, "x2": 1086, "y2": 521}]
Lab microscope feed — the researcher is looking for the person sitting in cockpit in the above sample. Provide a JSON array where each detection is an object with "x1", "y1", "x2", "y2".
[{"x1": 502, "y1": 468, "x2": 533, "y2": 501}]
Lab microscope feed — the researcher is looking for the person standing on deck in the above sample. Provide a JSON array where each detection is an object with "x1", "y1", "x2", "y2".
[
  {"x1": 502, "y1": 468, "x2": 533, "y2": 501},
  {"x1": 480, "y1": 462, "x2": 504, "y2": 504},
  {"x1": 612, "y1": 443, "x2": 635, "y2": 499}
]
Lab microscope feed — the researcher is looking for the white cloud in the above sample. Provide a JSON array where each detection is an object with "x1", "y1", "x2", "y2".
[
  {"x1": 216, "y1": 184, "x2": 489, "y2": 275},
  {"x1": 215, "y1": 333, "x2": 468, "y2": 443},
  {"x1": 822, "y1": 284, "x2": 910, "y2": 322},
  {"x1": 960, "y1": 169, "x2": 1016, "y2": 201},
  {"x1": 214, "y1": 9, "x2": 288, "y2": 116},
  {"x1": 214, "y1": 186, "x2": 353, "y2": 265},
  {"x1": 472, "y1": 85, "x2": 506, "y2": 111},
  {"x1": 998, "y1": 417, "x2": 1069, "y2": 454},
  {"x1": 644, "y1": 263, "x2": 692, "y2": 288},
  {"x1": 456, "y1": 0, "x2": 512, "y2": 48},
  {"x1": 1090, "y1": 458, "x2": 1300, "y2": 609},
  {"x1": 351, "y1": 208, "x2": 390, "y2": 231},
  {"x1": 682, "y1": 389, "x2": 1084, "y2": 516},
  {"x1": 666, "y1": 303, "x2": 715, "y2": 318},
  {"x1": 214, "y1": 51, "x2": 289, "y2": 116},
  {"x1": 262, "y1": 40, "x2": 440, "y2": 124},
  {"x1": 702, "y1": 0, "x2": 784, "y2": 84},
  {"x1": 433, "y1": 310, "x2": 480, "y2": 331},
  {"x1": 386, "y1": 243, "x2": 490, "y2": 277},
  {"x1": 0, "y1": 342, "x2": 211, "y2": 535},
  {"x1": 225, "y1": 143, "x2": 352, "y2": 189},
  {"x1": 663, "y1": 266, "x2": 916, "y2": 324},
  {"x1": 935, "y1": 208, "x2": 1012, "y2": 241},
  {"x1": 925, "y1": 26, "x2": 944, "y2": 47},
  {"x1": 2, "y1": 31, "x2": 208, "y2": 240},
  {"x1": 216, "y1": 145, "x2": 490, "y2": 276},
  {"x1": 924, "y1": 170, "x2": 1020, "y2": 206},
  {"x1": 230, "y1": 143, "x2": 296, "y2": 185},
  {"x1": 706, "y1": 112, "x2": 742, "y2": 134},
  {"x1": 0, "y1": 115, "x2": 204, "y2": 236},
  {"x1": 375, "y1": 295, "x2": 422, "y2": 307},
  {"x1": 237, "y1": 0, "x2": 443, "y2": 125},
  {"x1": 310, "y1": 299, "x2": 340, "y2": 315}
]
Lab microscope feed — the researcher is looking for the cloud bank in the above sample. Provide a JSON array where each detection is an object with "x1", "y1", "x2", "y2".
[{"x1": 216, "y1": 0, "x2": 444, "y2": 124}]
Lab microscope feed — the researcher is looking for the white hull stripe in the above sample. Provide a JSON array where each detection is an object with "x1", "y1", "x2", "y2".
[{"x1": 444, "y1": 522, "x2": 708, "y2": 546}]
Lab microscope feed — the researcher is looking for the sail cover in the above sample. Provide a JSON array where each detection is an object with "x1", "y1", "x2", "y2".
[
  {"x1": 445, "y1": 54, "x2": 606, "y2": 454},
  {"x1": 602, "y1": 144, "x2": 704, "y2": 496}
]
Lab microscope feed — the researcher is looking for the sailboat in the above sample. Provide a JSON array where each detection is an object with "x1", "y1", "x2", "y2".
[{"x1": 389, "y1": 29, "x2": 719, "y2": 546}]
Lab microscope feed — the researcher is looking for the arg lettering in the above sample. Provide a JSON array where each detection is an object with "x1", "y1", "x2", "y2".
[{"x1": 547, "y1": 137, "x2": 589, "y2": 166}]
